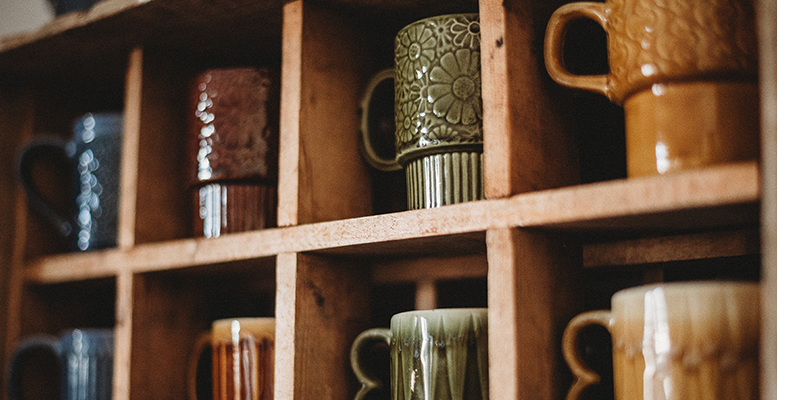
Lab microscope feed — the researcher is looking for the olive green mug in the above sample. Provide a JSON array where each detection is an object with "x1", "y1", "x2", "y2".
[
  {"x1": 360, "y1": 14, "x2": 485, "y2": 209},
  {"x1": 350, "y1": 308, "x2": 489, "y2": 400}
]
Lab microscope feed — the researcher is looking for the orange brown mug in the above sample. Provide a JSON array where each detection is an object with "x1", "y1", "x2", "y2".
[
  {"x1": 188, "y1": 318, "x2": 276, "y2": 400},
  {"x1": 543, "y1": 0, "x2": 760, "y2": 177}
]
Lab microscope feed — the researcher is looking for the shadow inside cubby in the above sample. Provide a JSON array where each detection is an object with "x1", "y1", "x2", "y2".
[
  {"x1": 18, "y1": 277, "x2": 117, "y2": 337},
  {"x1": 558, "y1": 17, "x2": 628, "y2": 184},
  {"x1": 130, "y1": 258, "x2": 276, "y2": 399}
]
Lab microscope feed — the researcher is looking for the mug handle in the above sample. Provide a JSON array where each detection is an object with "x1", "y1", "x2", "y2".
[
  {"x1": 187, "y1": 331, "x2": 212, "y2": 400},
  {"x1": 543, "y1": 2, "x2": 611, "y2": 99},
  {"x1": 562, "y1": 310, "x2": 611, "y2": 400},
  {"x1": 7, "y1": 335, "x2": 60, "y2": 400},
  {"x1": 350, "y1": 328, "x2": 392, "y2": 400},
  {"x1": 16, "y1": 136, "x2": 73, "y2": 237},
  {"x1": 359, "y1": 69, "x2": 402, "y2": 172}
]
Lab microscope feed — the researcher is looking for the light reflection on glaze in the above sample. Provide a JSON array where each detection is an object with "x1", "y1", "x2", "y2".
[
  {"x1": 195, "y1": 74, "x2": 218, "y2": 181},
  {"x1": 75, "y1": 114, "x2": 103, "y2": 251},
  {"x1": 198, "y1": 183, "x2": 226, "y2": 238}
]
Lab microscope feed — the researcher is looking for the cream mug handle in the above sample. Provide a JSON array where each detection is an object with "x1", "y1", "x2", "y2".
[
  {"x1": 350, "y1": 328, "x2": 393, "y2": 400},
  {"x1": 359, "y1": 69, "x2": 402, "y2": 172},
  {"x1": 187, "y1": 331, "x2": 212, "y2": 400},
  {"x1": 562, "y1": 310, "x2": 611, "y2": 400},
  {"x1": 543, "y1": 2, "x2": 611, "y2": 99}
]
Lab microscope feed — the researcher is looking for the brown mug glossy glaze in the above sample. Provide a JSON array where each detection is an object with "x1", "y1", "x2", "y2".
[
  {"x1": 189, "y1": 318, "x2": 276, "y2": 400},
  {"x1": 186, "y1": 67, "x2": 279, "y2": 237},
  {"x1": 544, "y1": 0, "x2": 760, "y2": 177}
]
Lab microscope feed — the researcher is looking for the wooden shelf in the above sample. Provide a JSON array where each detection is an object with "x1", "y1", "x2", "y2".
[
  {"x1": 0, "y1": 0, "x2": 774, "y2": 399},
  {"x1": 24, "y1": 161, "x2": 758, "y2": 283}
]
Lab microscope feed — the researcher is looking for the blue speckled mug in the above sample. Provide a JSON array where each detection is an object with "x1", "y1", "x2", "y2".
[
  {"x1": 8, "y1": 328, "x2": 115, "y2": 400},
  {"x1": 17, "y1": 112, "x2": 122, "y2": 251}
]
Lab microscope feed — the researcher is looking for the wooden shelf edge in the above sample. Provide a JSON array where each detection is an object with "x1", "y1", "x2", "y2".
[{"x1": 24, "y1": 161, "x2": 759, "y2": 283}]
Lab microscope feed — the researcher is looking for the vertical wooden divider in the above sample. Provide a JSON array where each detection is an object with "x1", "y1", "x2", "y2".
[
  {"x1": 114, "y1": 47, "x2": 142, "y2": 400},
  {"x1": 479, "y1": 0, "x2": 580, "y2": 198},
  {"x1": 276, "y1": 252, "x2": 371, "y2": 400},
  {"x1": 487, "y1": 228, "x2": 582, "y2": 400},
  {"x1": 480, "y1": 0, "x2": 583, "y2": 399},
  {"x1": 277, "y1": 2, "x2": 375, "y2": 398},
  {"x1": 119, "y1": 47, "x2": 143, "y2": 251},
  {"x1": 114, "y1": 272, "x2": 133, "y2": 400},
  {"x1": 278, "y1": 0, "x2": 373, "y2": 227}
]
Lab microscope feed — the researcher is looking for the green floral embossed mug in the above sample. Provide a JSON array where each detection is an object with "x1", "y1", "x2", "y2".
[
  {"x1": 350, "y1": 308, "x2": 489, "y2": 400},
  {"x1": 360, "y1": 14, "x2": 485, "y2": 209}
]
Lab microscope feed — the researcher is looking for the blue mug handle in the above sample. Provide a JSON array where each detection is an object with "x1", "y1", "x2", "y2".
[
  {"x1": 16, "y1": 136, "x2": 74, "y2": 238},
  {"x1": 7, "y1": 335, "x2": 60, "y2": 400}
]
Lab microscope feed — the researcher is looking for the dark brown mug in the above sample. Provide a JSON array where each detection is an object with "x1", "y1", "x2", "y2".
[{"x1": 186, "y1": 67, "x2": 279, "y2": 237}]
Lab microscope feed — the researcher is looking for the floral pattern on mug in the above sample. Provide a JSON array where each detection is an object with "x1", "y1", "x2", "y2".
[
  {"x1": 396, "y1": 23, "x2": 437, "y2": 82},
  {"x1": 393, "y1": 14, "x2": 482, "y2": 155},
  {"x1": 428, "y1": 49, "x2": 482, "y2": 125}
]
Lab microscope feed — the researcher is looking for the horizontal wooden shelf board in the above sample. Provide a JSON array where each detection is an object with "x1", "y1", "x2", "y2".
[
  {"x1": 0, "y1": 0, "x2": 284, "y2": 77},
  {"x1": 583, "y1": 228, "x2": 761, "y2": 268},
  {"x1": 24, "y1": 162, "x2": 759, "y2": 283}
]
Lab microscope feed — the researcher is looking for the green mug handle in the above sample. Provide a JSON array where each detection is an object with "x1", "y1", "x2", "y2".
[
  {"x1": 359, "y1": 69, "x2": 402, "y2": 172},
  {"x1": 562, "y1": 310, "x2": 612, "y2": 400},
  {"x1": 350, "y1": 328, "x2": 393, "y2": 400}
]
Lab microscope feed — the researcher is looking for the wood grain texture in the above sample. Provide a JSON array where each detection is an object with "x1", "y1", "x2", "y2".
[
  {"x1": 293, "y1": 1, "x2": 373, "y2": 225},
  {"x1": 282, "y1": 253, "x2": 371, "y2": 400},
  {"x1": 23, "y1": 162, "x2": 760, "y2": 283},
  {"x1": 583, "y1": 229, "x2": 761, "y2": 267},
  {"x1": 113, "y1": 272, "x2": 134, "y2": 400},
  {"x1": 487, "y1": 228, "x2": 582, "y2": 400},
  {"x1": 118, "y1": 48, "x2": 143, "y2": 250},
  {"x1": 277, "y1": 0, "x2": 303, "y2": 226},
  {"x1": 480, "y1": 0, "x2": 580, "y2": 198},
  {"x1": 132, "y1": 49, "x2": 193, "y2": 243}
]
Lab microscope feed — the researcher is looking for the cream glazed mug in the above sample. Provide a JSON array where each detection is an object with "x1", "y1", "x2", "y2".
[{"x1": 562, "y1": 281, "x2": 760, "y2": 400}]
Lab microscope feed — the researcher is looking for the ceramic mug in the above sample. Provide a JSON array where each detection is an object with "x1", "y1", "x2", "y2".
[
  {"x1": 17, "y1": 112, "x2": 122, "y2": 251},
  {"x1": 562, "y1": 281, "x2": 760, "y2": 400},
  {"x1": 8, "y1": 328, "x2": 115, "y2": 400},
  {"x1": 360, "y1": 14, "x2": 485, "y2": 209},
  {"x1": 187, "y1": 67, "x2": 279, "y2": 238},
  {"x1": 543, "y1": 0, "x2": 760, "y2": 177},
  {"x1": 188, "y1": 318, "x2": 276, "y2": 400},
  {"x1": 350, "y1": 308, "x2": 489, "y2": 400}
]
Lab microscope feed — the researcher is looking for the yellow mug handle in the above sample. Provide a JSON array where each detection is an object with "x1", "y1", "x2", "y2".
[
  {"x1": 562, "y1": 310, "x2": 611, "y2": 400},
  {"x1": 543, "y1": 2, "x2": 612, "y2": 100}
]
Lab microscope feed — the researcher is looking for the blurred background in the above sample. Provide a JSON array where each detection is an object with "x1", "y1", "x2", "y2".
[{"x1": 0, "y1": 0, "x2": 54, "y2": 37}]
